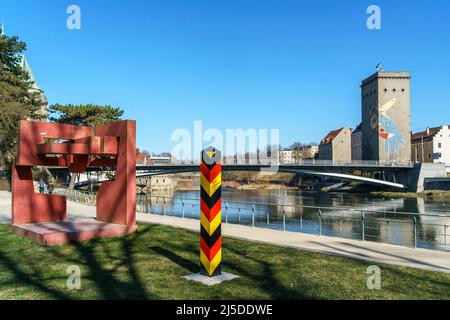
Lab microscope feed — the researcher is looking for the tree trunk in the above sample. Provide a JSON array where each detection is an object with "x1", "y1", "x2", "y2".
[{"x1": 69, "y1": 173, "x2": 76, "y2": 190}]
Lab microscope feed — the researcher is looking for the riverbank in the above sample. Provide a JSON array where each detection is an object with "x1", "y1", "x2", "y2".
[
  {"x1": 175, "y1": 179, "x2": 297, "y2": 191},
  {"x1": 223, "y1": 180, "x2": 297, "y2": 190},
  {"x1": 371, "y1": 190, "x2": 450, "y2": 202}
]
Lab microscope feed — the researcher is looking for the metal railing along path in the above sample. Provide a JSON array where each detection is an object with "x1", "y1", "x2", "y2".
[
  {"x1": 55, "y1": 189, "x2": 450, "y2": 251},
  {"x1": 140, "y1": 195, "x2": 450, "y2": 251}
]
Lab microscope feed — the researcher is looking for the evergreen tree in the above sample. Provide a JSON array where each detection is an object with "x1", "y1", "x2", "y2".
[
  {"x1": 48, "y1": 104, "x2": 124, "y2": 190},
  {"x1": 48, "y1": 104, "x2": 124, "y2": 126},
  {"x1": 0, "y1": 28, "x2": 45, "y2": 167}
]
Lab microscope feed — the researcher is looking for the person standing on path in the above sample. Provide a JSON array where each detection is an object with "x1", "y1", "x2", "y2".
[
  {"x1": 47, "y1": 183, "x2": 54, "y2": 195},
  {"x1": 38, "y1": 178, "x2": 45, "y2": 194}
]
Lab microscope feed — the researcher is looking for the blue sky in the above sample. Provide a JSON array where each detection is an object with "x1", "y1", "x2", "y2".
[{"x1": 1, "y1": 0, "x2": 449, "y2": 153}]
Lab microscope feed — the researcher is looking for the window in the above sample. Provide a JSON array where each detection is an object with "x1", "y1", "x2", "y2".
[
  {"x1": 384, "y1": 88, "x2": 387, "y2": 93},
  {"x1": 393, "y1": 88, "x2": 396, "y2": 92},
  {"x1": 402, "y1": 89, "x2": 405, "y2": 92},
  {"x1": 438, "y1": 143, "x2": 442, "y2": 148}
]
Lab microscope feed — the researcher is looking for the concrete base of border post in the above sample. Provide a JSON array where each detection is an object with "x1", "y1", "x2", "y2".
[{"x1": 182, "y1": 272, "x2": 239, "y2": 286}]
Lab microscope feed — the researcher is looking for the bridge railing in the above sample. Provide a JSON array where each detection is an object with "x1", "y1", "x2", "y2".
[
  {"x1": 54, "y1": 188, "x2": 97, "y2": 206},
  {"x1": 154, "y1": 158, "x2": 414, "y2": 167},
  {"x1": 138, "y1": 195, "x2": 449, "y2": 252}
]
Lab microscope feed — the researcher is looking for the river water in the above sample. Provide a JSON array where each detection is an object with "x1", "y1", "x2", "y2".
[{"x1": 138, "y1": 188, "x2": 450, "y2": 251}]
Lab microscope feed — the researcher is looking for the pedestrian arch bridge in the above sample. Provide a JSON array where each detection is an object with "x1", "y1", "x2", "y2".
[{"x1": 77, "y1": 162, "x2": 414, "y2": 190}]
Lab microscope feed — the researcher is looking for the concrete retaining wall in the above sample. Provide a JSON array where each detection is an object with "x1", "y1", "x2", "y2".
[
  {"x1": 405, "y1": 163, "x2": 447, "y2": 192},
  {"x1": 424, "y1": 178, "x2": 450, "y2": 191}
]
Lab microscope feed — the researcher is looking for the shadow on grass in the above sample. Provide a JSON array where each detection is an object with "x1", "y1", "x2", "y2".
[
  {"x1": 1, "y1": 222, "x2": 449, "y2": 300},
  {"x1": 0, "y1": 249, "x2": 71, "y2": 299},
  {"x1": 310, "y1": 241, "x2": 450, "y2": 298},
  {"x1": 0, "y1": 224, "x2": 157, "y2": 300},
  {"x1": 65, "y1": 224, "x2": 155, "y2": 299},
  {"x1": 223, "y1": 245, "x2": 316, "y2": 300},
  {"x1": 150, "y1": 239, "x2": 315, "y2": 299},
  {"x1": 150, "y1": 246, "x2": 198, "y2": 273}
]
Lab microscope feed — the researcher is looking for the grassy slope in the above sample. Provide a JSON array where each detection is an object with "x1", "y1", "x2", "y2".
[{"x1": 0, "y1": 223, "x2": 449, "y2": 300}]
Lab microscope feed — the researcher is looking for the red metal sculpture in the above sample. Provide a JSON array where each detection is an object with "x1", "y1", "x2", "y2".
[{"x1": 11, "y1": 120, "x2": 137, "y2": 245}]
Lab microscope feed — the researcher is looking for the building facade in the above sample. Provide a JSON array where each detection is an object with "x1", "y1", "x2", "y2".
[
  {"x1": 145, "y1": 175, "x2": 175, "y2": 191},
  {"x1": 351, "y1": 123, "x2": 363, "y2": 160},
  {"x1": 278, "y1": 150, "x2": 295, "y2": 164},
  {"x1": 411, "y1": 126, "x2": 450, "y2": 170},
  {"x1": 278, "y1": 145, "x2": 319, "y2": 164},
  {"x1": 150, "y1": 156, "x2": 172, "y2": 165},
  {"x1": 319, "y1": 127, "x2": 352, "y2": 161},
  {"x1": 297, "y1": 145, "x2": 319, "y2": 159},
  {"x1": 136, "y1": 149, "x2": 151, "y2": 165},
  {"x1": 361, "y1": 71, "x2": 411, "y2": 163}
]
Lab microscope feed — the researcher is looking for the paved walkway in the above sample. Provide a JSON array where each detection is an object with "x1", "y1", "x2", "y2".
[
  {"x1": 0, "y1": 191, "x2": 11, "y2": 224},
  {"x1": 2, "y1": 191, "x2": 450, "y2": 273}
]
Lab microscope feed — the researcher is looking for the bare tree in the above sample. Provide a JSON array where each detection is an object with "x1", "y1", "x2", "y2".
[{"x1": 289, "y1": 142, "x2": 306, "y2": 161}]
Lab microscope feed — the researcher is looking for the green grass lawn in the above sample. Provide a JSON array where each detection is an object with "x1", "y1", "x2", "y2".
[{"x1": 0, "y1": 223, "x2": 449, "y2": 300}]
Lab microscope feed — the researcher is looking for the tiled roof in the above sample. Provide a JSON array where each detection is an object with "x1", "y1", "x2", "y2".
[
  {"x1": 320, "y1": 127, "x2": 347, "y2": 145},
  {"x1": 411, "y1": 127, "x2": 441, "y2": 143}
]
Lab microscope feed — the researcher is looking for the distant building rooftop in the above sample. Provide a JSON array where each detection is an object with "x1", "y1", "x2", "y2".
[
  {"x1": 19, "y1": 55, "x2": 42, "y2": 93},
  {"x1": 352, "y1": 123, "x2": 362, "y2": 134},
  {"x1": 411, "y1": 126, "x2": 450, "y2": 143},
  {"x1": 320, "y1": 127, "x2": 349, "y2": 145}
]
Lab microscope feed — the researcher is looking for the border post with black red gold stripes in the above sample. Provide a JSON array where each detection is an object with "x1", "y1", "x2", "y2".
[{"x1": 200, "y1": 147, "x2": 222, "y2": 277}]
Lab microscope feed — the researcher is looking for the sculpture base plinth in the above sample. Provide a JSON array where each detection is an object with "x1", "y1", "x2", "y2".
[{"x1": 11, "y1": 217, "x2": 137, "y2": 246}]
